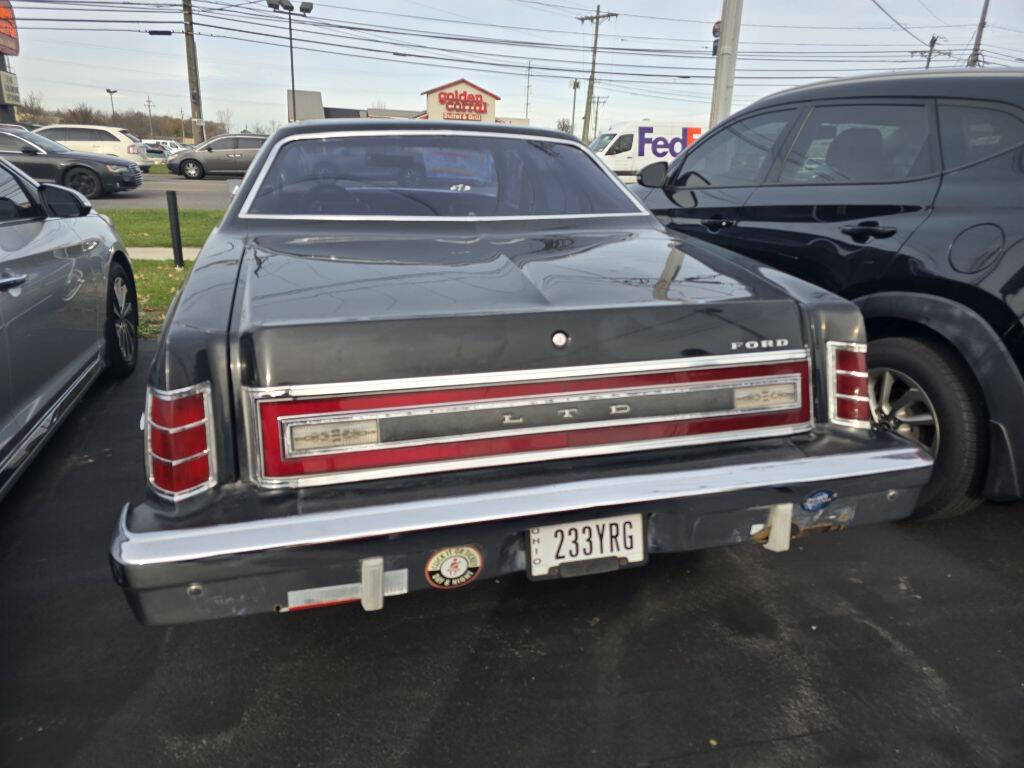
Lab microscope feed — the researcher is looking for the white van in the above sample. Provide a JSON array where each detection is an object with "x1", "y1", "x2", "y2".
[
  {"x1": 34, "y1": 124, "x2": 154, "y2": 171},
  {"x1": 589, "y1": 124, "x2": 703, "y2": 178}
]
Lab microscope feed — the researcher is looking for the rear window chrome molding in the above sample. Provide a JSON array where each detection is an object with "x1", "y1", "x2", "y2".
[
  {"x1": 236, "y1": 128, "x2": 651, "y2": 222},
  {"x1": 242, "y1": 349, "x2": 811, "y2": 490},
  {"x1": 145, "y1": 382, "x2": 219, "y2": 503}
]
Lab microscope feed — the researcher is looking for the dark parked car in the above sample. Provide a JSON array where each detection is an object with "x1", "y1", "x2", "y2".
[
  {"x1": 166, "y1": 133, "x2": 267, "y2": 179},
  {"x1": 109, "y1": 120, "x2": 932, "y2": 625},
  {"x1": 0, "y1": 157, "x2": 138, "y2": 501},
  {"x1": 633, "y1": 69, "x2": 1024, "y2": 519},
  {"x1": 0, "y1": 129, "x2": 143, "y2": 198}
]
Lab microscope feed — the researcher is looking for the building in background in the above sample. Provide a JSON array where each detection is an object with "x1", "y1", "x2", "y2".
[
  {"x1": 291, "y1": 78, "x2": 529, "y2": 125},
  {"x1": 0, "y1": 0, "x2": 20, "y2": 124}
]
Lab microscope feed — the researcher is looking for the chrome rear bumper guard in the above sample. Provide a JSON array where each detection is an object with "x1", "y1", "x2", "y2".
[{"x1": 113, "y1": 445, "x2": 932, "y2": 568}]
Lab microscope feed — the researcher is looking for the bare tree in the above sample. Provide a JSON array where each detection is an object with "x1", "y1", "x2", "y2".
[
  {"x1": 369, "y1": 99, "x2": 387, "y2": 110},
  {"x1": 216, "y1": 109, "x2": 233, "y2": 133},
  {"x1": 556, "y1": 117, "x2": 572, "y2": 133}
]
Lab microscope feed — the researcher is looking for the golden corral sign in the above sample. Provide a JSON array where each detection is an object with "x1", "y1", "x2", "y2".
[
  {"x1": 422, "y1": 79, "x2": 500, "y2": 123},
  {"x1": 0, "y1": 0, "x2": 18, "y2": 57}
]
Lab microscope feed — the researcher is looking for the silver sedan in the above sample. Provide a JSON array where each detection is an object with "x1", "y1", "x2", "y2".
[{"x1": 0, "y1": 157, "x2": 138, "y2": 501}]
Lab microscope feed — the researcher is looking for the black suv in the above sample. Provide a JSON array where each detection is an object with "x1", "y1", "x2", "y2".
[{"x1": 633, "y1": 69, "x2": 1024, "y2": 519}]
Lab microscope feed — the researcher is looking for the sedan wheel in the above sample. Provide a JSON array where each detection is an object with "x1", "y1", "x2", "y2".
[
  {"x1": 181, "y1": 160, "x2": 204, "y2": 179},
  {"x1": 105, "y1": 261, "x2": 138, "y2": 378},
  {"x1": 65, "y1": 167, "x2": 102, "y2": 199}
]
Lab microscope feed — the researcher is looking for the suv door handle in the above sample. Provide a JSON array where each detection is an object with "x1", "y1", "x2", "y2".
[
  {"x1": 700, "y1": 217, "x2": 735, "y2": 232},
  {"x1": 840, "y1": 222, "x2": 897, "y2": 243},
  {"x1": 0, "y1": 274, "x2": 27, "y2": 291}
]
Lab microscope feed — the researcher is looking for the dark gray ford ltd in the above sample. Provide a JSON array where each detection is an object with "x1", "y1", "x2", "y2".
[{"x1": 110, "y1": 121, "x2": 932, "y2": 624}]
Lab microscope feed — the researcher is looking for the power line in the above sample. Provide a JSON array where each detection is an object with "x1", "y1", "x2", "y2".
[{"x1": 866, "y1": 0, "x2": 931, "y2": 47}]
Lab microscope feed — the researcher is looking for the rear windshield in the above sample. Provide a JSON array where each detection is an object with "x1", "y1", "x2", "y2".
[
  {"x1": 120, "y1": 131, "x2": 141, "y2": 143},
  {"x1": 245, "y1": 133, "x2": 640, "y2": 218}
]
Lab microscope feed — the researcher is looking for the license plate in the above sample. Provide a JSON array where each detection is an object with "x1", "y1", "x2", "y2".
[{"x1": 528, "y1": 513, "x2": 645, "y2": 578}]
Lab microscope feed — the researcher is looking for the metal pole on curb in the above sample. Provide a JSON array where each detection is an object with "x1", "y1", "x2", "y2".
[{"x1": 166, "y1": 190, "x2": 184, "y2": 268}]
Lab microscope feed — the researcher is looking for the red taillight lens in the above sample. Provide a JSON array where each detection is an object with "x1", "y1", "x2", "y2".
[
  {"x1": 128, "y1": 145, "x2": 139, "y2": 153},
  {"x1": 146, "y1": 385, "x2": 216, "y2": 500},
  {"x1": 828, "y1": 341, "x2": 871, "y2": 430}
]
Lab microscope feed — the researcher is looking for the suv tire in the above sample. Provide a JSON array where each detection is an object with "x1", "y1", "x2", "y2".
[{"x1": 868, "y1": 336, "x2": 986, "y2": 519}]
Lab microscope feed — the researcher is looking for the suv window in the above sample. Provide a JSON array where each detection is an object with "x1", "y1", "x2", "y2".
[
  {"x1": 780, "y1": 104, "x2": 936, "y2": 184},
  {"x1": 0, "y1": 166, "x2": 37, "y2": 223},
  {"x1": 606, "y1": 134, "x2": 633, "y2": 155},
  {"x1": 120, "y1": 131, "x2": 141, "y2": 143},
  {"x1": 236, "y1": 137, "x2": 264, "y2": 149},
  {"x1": 939, "y1": 102, "x2": 1024, "y2": 168},
  {"x1": 675, "y1": 110, "x2": 795, "y2": 187},
  {"x1": 206, "y1": 138, "x2": 236, "y2": 151}
]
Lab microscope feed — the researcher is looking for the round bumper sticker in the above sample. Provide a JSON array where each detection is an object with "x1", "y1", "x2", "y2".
[{"x1": 425, "y1": 546, "x2": 483, "y2": 589}]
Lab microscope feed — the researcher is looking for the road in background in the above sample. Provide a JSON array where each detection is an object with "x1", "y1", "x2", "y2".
[
  {"x1": 100, "y1": 175, "x2": 234, "y2": 209},
  {"x1": 1, "y1": 344, "x2": 1022, "y2": 767}
]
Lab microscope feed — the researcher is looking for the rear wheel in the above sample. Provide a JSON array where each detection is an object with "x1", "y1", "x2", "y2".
[
  {"x1": 181, "y1": 159, "x2": 204, "y2": 179},
  {"x1": 868, "y1": 336, "x2": 986, "y2": 518},
  {"x1": 105, "y1": 260, "x2": 138, "y2": 379},
  {"x1": 64, "y1": 167, "x2": 102, "y2": 199}
]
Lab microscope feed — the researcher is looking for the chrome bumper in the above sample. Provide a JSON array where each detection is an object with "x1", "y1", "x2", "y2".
[{"x1": 113, "y1": 445, "x2": 931, "y2": 568}]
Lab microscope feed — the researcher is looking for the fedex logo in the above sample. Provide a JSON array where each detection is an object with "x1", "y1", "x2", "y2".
[{"x1": 638, "y1": 126, "x2": 703, "y2": 158}]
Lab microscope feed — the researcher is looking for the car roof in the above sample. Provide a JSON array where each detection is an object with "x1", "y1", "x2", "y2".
[
  {"x1": 742, "y1": 68, "x2": 1024, "y2": 114},
  {"x1": 265, "y1": 119, "x2": 576, "y2": 144},
  {"x1": 37, "y1": 124, "x2": 128, "y2": 130}
]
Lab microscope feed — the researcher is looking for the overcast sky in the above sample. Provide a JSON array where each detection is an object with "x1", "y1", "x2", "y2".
[{"x1": 9, "y1": 0, "x2": 1024, "y2": 133}]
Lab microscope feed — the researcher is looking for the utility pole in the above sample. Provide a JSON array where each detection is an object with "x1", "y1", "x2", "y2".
[
  {"x1": 925, "y1": 34, "x2": 937, "y2": 68},
  {"x1": 967, "y1": 0, "x2": 989, "y2": 67},
  {"x1": 145, "y1": 96, "x2": 155, "y2": 137},
  {"x1": 577, "y1": 5, "x2": 617, "y2": 144},
  {"x1": 524, "y1": 61, "x2": 532, "y2": 120},
  {"x1": 569, "y1": 79, "x2": 580, "y2": 136},
  {"x1": 182, "y1": 0, "x2": 205, "y2": 141},
  {"x1": 708, "y1": 0, "x2": 743, "y2": 128},
  {"x1": 592, "y1": 95, "x2": 608, "y2": 136}
]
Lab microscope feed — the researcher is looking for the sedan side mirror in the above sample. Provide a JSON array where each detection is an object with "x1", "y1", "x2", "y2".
[
  {"x1": 20, "y1": 146, "x2": 40, "y2": 155},
  {"x1": 39, "y1": 183, "x2": 92, "y2": 218},
  {"x1": 205, "y1": 145, "x2": 215, "y2": 151},
  {"x1": 637, "y1": 161, "x2": 668, "y2": 188}
]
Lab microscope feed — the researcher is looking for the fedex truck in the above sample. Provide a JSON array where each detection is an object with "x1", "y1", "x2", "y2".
[{"x1": 589, "y1": 124, "x2": 703, "y2": 177}]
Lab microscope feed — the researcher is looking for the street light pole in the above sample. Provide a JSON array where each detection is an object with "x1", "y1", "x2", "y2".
[
  {"x1": 106, "y1": 88, "x2": 118, "y2": 121},
  {"x1": 268, "y1": 1, "x2": 313, "y2": 122}
]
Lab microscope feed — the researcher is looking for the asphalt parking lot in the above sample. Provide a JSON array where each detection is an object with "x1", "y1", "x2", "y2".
[
  {"x1": 1, "y1": 342, "x2": 1023, "y2": 768},
  {"x1": 100, "y1": 174, "x2": 235, "y2": 209}
]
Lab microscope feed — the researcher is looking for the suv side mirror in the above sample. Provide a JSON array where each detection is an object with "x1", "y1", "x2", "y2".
[
  {"x1": 637, "y1": 161, "x2": 668, "y2": 188},
  {"x1": 40, "y1": 183, "x2": 92, "y2": 217}
]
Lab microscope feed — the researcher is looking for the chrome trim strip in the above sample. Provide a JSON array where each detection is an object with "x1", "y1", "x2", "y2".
[
  {"x1": 836, "y1": 393, "x2": 869, "y2": 402},
  {"x1": 278, "y1": 374, "x2": 803, "y2": 460},
  {"x1": 256, "y1": 422, "x2": 812, "y2": 489},
  {"x1": 144, "y1": 382, "x2": 219, "y2": 503},
  {"x1": 247, "y1": 349, "x2": 809, "y2": 399},
  {"x1": 147, "y1": 417, "x2": 207, "y2": 435},
  {"x1": 150, "y1": 448, "x2": 211, "y2": 467},
  {"x1": 237, "y1": 128, "x2": 650, "y2": 221},
  {"x1": 836, "y1": 369, "x2": 869, "y2": 379},
  {"x1": 827, "y1": 341, "x2": 871, "y2": 430},
  {"x1": 115, "y1": 445, "x2": 933, "y2": 566},
  {"x1": 245, "y1": 351, "x2": 811, "y2": 488}
]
